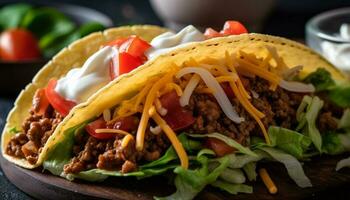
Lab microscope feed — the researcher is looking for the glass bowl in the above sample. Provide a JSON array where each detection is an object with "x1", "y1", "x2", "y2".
[{"x1": 306, "y1": 7, "x2": 350, "y2": 71}]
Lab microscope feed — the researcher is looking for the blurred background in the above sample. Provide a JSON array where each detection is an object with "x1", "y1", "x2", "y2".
[{"x1": 2, "y1": 0, "x2": 350, "y2": 38}]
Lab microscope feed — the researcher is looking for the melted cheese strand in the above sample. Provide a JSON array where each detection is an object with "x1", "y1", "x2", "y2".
[
  {"x1": 151, "y1": 111, "x2": 189, "y2": 169},
  {"x1": 136, "y1": 70, "x2": 176, "y2": 151},
  {"x1": 176, "y1": 67, "x2": 244, "y2": 123},
  {"x1": 180, "y1": 74, "x2": 201, "y2": 106},
  {"x1": 95, "y1": 129, "x2": 132, "y2": 136}
]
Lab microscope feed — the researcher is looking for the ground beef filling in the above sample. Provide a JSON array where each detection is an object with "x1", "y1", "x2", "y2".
[
  {"x1": 64, "y1": 78, "x2": 341, "y2": 174},
  {"x1": 63, "y1": 130, "x2": 170, "y2": 174},
  {"x1": 6, "y1": 106, "x2": 63, "y2": 164},
  {"x1": 187, "y1": 78, "x2": 305, "y2": 144}
]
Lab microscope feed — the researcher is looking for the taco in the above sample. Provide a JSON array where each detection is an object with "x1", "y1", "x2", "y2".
[
  {"x1": 1, "y1": 25, "x2": 170, "y2": 168},
  {"x1": 40, "y1": 22, "x2": 350, "y2": 199}
]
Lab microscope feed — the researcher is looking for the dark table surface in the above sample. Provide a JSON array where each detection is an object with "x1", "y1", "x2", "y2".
[{"x1": 1, "y1": 0, "x2": 350, "y2": 199}]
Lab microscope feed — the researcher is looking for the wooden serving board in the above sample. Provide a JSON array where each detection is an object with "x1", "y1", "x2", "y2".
[{"x1": 1, "y1": 152, "x2": 350, "y2": 200}]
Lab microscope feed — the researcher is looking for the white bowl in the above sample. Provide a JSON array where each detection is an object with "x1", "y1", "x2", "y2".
[{"x1": 150, "y1": 0, "x2": 276, "y2": 31}]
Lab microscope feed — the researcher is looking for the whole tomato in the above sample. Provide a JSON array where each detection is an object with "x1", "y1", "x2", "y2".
[{"x1": 0, "y1": 28, "x2": 41, "y2": 61}]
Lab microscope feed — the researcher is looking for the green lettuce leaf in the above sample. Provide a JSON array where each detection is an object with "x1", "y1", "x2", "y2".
[
  {"x1": 336, "y1": 157, "x2": 350, "y2": 171},
  {"x1": 257, "y1": 147, "x2": 312, "y2": 188},
  {"x1": 225, "y1": 153, "x2": 262, "y2": 169},
  {"x1": 155, "y1": 149, "x2": 229, "y2": 200},
  {"x1": 43, "y1": 122, "x2": 88, "y2": 176},
  {"x1": 243, "y1": 162, "x2": 257, "y2": 181},
  {"x1": 296, "y1": 96, "x2": 324, "y2": 152},
  {"x1": 339, "y1": 109, "x2": 350, "y2": 130},
  {"x1": 328, "y1": 85, "x2": 350, "y2": 108},
  {"x1": 322, "y1": 132, "x2": 350, "y2": 155},
  {"x1": 211, "y1": 180, "x2": 252, "y2": 195},
  {"x1": 268, "y1": 126, "x2": 312, "y2": 159},
  {"x1": 187, "y1": 133, "x2": 257, "y2": 157},
  {"x1": 303, "y1": 68, "x2": 335, "y2": 91}
]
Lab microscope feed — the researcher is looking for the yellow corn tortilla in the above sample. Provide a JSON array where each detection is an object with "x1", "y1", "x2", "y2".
[
  {"x1": 1, "y1": 25, "x2": 168, "y2": 168},
  {"x1": 41, "y1": 33, "x2": 347, "y2": 166}
]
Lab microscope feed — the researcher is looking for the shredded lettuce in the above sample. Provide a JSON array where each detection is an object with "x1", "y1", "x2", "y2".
[
  {"x1": 43, "y1": 122, "x2": 88, "y2": 176},
  {"x1": 296, "y1": 96, "x2": 324, "y2": 152},
  {"x1": 225, "y1": 153, "x2": 261, "y2": 169},
  {"x1": 257, "y1": 147, "x2": 312, "y2": 188},
  {"x1": 243, "y1": 162, "x2": 257, "y2": 181},
  {"x1": 336, "y1": 157, "x2": 350, "y2": 171},
  {"x1": 339, "y1": 109, "x2": 350, "y2": 130},
  {"x1": 328, "y1": 85, "x2": 350, "y2": 108},
  {"x1": 218, "y1": 167, "x2": 246, "y2": 184},
  {"x1": 211, "y1": 180, "x2": 253, "y2": 195},
  {"x1": 268, "y1": 126, "x2": 312, "y2": 159},
  {"x1": 322, "y1": 132, "x2": 350, "y2": 155},
  {"x1": 303, "y1": 68, "x2": 335, "y2": 91},
  {"x1": 187, "y1": 133, "x2": 257, "y2": 157},
  {"x1": 155, "y1": 149, "x2": 230, "y2": 200}
]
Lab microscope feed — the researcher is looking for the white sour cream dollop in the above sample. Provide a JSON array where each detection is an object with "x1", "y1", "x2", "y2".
[
  {"x1": 146, "y1": 25, "x2": 205, "y2": 59},
  {"x1": 55, "y1": 46, "x2": 118, "y2": 103},
  {"x1": 55, "y1": 25, "x2": 205, "y2": 103}
]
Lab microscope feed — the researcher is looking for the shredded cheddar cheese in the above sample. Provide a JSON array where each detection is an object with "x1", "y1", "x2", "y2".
[
  {"x1": 121, "y1": 134, "x2": 134, "y2": 148},
  {"x1": 151, "y1": 111, "x2": 189, "y2": 169},
  {"x1": 95, "y1": 128, "x2": 131, "y2": 136},
  {"x1": 259, "y1": 168, "x2": 278, "y2": 194},
  {"x1": 236, "y1": 58, "x2": 281, "y2": 85},
  {"x1": 160, "y1": 82, "x2": 183, "y2": 96},
  {"x1": 108, "y1": 82, "x2": 153, "y2": 125},
  {"x1": 136, "y1": 68, "x2": 177, "y2": 151},
  {"x1": 196, "y1": 87, "x2": 214, "y2": 94}
]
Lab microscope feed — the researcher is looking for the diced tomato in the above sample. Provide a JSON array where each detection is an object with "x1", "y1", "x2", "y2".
[
  {"x1": 45, "y1": 79, "x2": 77, "y2": 117},
  {"x1": 204, "y1": 28, "x2": 222, "y2": 39},
  {"x1": 119, "y1": 52, "x2": 142, "y2": 75},
  {"x1": 108, "y1": 116, "x2": 139, "y2": 132},
  {"x1": 106, "y1": 37, "x2": 128, "y2": 47},
  {"x1": 85, "y1": 117, "x2": 114, "y2": 140},
  {"x1": 109, "y1": 52, "x2": 142, "y2": 80},
  {"x1": 220, "y1": 21, "x2": 248, "y2": 35},
  {"x1": 206, "y1": 138, "x2": 235, "y2": 157},
  {"x1": 119, "y1": 36, "x2": 151, "y2": 58},
  {"x1": 159, "y1": 91, "x2": 195, "y2": 131},
  {"x1": 220, "y1": 82, "x2": 235, "y2": 100},
  {"x1": 33, "y1": 88, "x2": 50, "y2": 116},
  {"x1": 87, "y1": 116, "x2": 138, "y2": 140},
  {"x1": 108, "y1": 36, "x2": 150, "y2": 80}
]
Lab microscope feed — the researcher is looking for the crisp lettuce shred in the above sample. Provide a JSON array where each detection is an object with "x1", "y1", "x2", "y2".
[
  {"x1": 268, "y1": 126, "x2": 312, "y2": 159},
  {"x1": 303, "y1": 68, "x2": 350, "y2": 108},
  {"x1": 188, "y1": 133, "x2": 257, "y2": 157},
  {"x1": 296, "y1": 95, "x2": 324, "y2": 152},
  {"x1": 303, "y1": 68, "x2": 335, "y2": 91}
]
